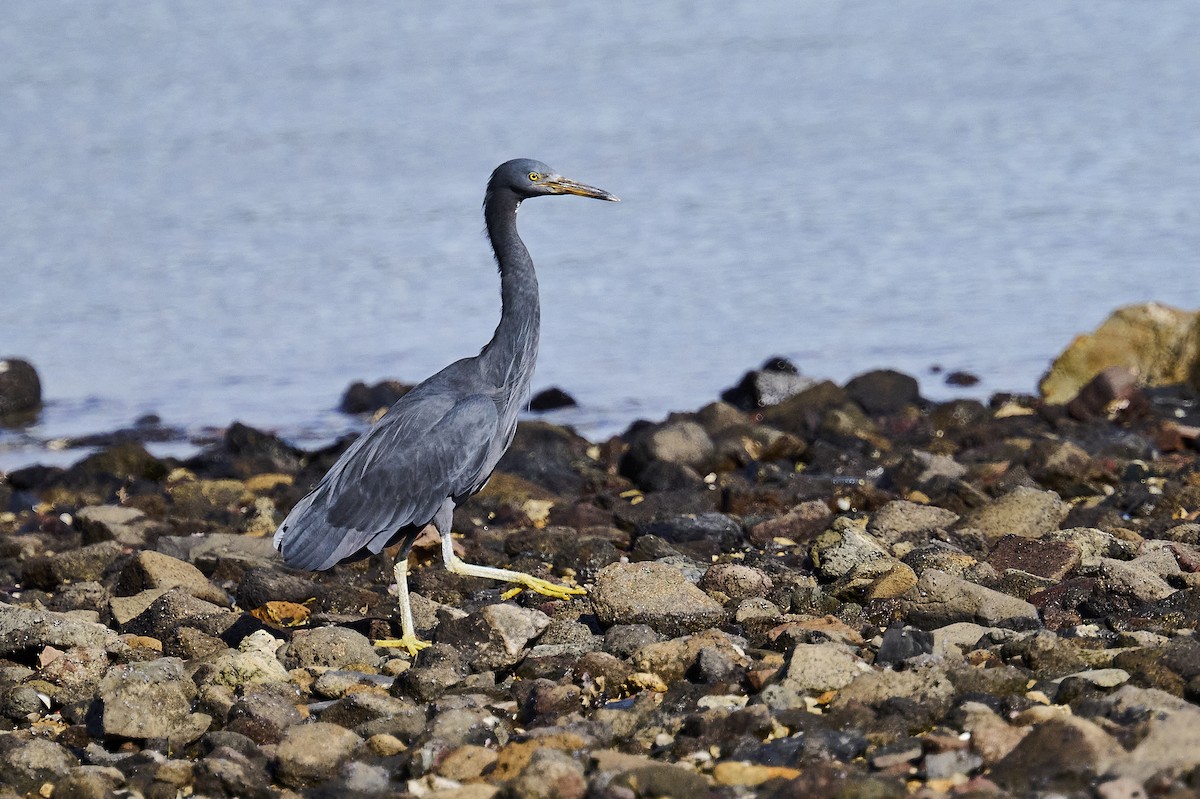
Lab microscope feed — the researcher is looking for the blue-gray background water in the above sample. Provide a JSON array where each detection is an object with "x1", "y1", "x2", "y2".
[{"x1": 3, "y1": 2, "x2": 1200, "y2": 469}]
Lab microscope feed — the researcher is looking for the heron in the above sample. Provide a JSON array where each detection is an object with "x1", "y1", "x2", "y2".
[{"x1": 273, "y1": 159, "x2": 619, "y2": 654}]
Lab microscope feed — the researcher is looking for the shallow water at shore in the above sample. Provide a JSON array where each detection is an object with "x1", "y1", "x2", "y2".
[{"x1": 3, "y1": 2, "x2": 1200, "y2": 469}]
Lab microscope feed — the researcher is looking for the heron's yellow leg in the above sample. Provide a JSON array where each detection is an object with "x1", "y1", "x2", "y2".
[
  {"x1": 373, "y1": 557, "x2": 431, "y2": 656},
  {"x1": 442, "y1": 534, "x2": 586, "y2": 601}
]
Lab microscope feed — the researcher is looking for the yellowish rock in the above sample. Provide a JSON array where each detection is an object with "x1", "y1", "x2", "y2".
[{"x1": 713, "y1": 761, "x2": 801, "y2": 786}]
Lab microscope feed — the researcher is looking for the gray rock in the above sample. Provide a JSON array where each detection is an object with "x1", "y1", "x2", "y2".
[
  {"x1": 903, "y1": 569, "x2": 1041, "y2": 630},
  {"x1": 844, "y1": 368, "x2": 921, "y2": 415},
  {"x1": 98, "y1": 657, "x2": 211, "y2": 744},
  {"x1": 194, "y1": 629, "x2": 290, "y2": 689},
  {"x1": 634, "y1": 512, "x2": 742, "y2": 558},
  {"x1": 780, "y1": 643, "x2": 866, "y2": 693},
  {"x1": 590, "y1": 562, "x2": 725, "y2": 637},
  {"x1": 1048, "y1": 527, "x2": 1138, "y2": 561},
  {"x1": 602, "y1": 624, "x2": 664, "y2": 658},
  {"x1": 320, "y1": 692, "x2": 426, "y2": 741},
  {"x1": 0, "y1": 602, "x2": 121, "y2": 656},
  {"x1": 225, "y1": 683, "x2": 304, "y2": 745},
  {"x1": 280, "y1": 626, "x2": 381, "y2": 671},
  {"x1": 274, "y1": 722, "x2": 364, "y2": 788},
  {"x1": 119, "y1": 587, "x2": 238, "y2": 641},
  {"x1": 0, "y1": 736, "x2": 77, "y2": 793},
  {"x1": 56, "y1": 765, "x2": 127, "y2": 799},
  {"x1": 36, "y1": 644, "x2": 109, "y2": 704},
  {"x1": 867, "y1": 500, "x2": 960, "y2": 544},
  {"x1": 834, "y1": 661, "x2": 956, "y2": 710},
  {"x1": 962, "y1": 486, "x2": 1067, "y2": 542}
]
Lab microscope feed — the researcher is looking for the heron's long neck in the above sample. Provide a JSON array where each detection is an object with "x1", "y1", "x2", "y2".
[{"x1": 481, "y1": 188, "x2": 540, "y2": 399}]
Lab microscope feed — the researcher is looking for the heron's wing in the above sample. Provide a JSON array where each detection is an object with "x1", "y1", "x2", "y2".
[{"x1": 275, "y1": 392, "x2": 499, "y2": 570}]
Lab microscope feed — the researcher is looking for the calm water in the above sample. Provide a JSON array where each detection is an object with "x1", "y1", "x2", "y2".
[{"x1": 3, "y1": 2, "x2": 1200, "y2": 469}]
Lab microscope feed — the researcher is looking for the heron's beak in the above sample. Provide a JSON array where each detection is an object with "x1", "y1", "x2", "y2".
[{"x1": 547, "y1": 175, "x2": 620, "y2": 202}]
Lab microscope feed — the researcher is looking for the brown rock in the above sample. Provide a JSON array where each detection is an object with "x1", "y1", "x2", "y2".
[
  {"x1": 988, "y1": 536, "x2": 1081, "y2": 581},
  {"x1": 590, "y1": 562, "x2": 725, "y2": 637},
  {"x1": 748, "y1": 499, "x2": 832, "y2": 545}
]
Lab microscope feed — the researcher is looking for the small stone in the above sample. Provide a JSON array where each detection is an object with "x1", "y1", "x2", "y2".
[
  {"x1": 436, "y1": 604, "x2": 550, "y2": 671},
  {"x1": 713, "y1": 761, "x2": 802, "y2": 786},
  {"x1": 779, "y1": 643, "x2": 865, "y2": 693},
  {"x1": 437, "y1": 745, "x2": 499, "y2": 782},
  {"x1": 988, "y1": 535, "x2": 1081, "y2": 581},
  {"x1": 116, "y1": 550, "x2": 228, "y2": 605},
  {"x1": 590, "y1": 562, "x2": 725, "y2": 637},
  {"x1": 0, "y1": 737, "x2": 76, "y2": 794},
  {"x1": 990, "y1": 716, "x2": 1125, "y2": 793},
  {"x1": 0, "y1": 604, "x2": 120, "y2": 656},
  {"x1": 867, "y1": 500, "x2": 960, "y2": 544},
  {"x1": 98, "y1": 657, "x2": 211, "y2": 744},
  {"x1": 274, "y1": 722, "x2": 363, "y2": 788},
  {"x1": 748, "y1": 500, "x2": 833, "y2": 546},
  {"x1": 199, "y1": 630, "x2": 291, "y2": 689},
  {"x1": 810, "y1": 518, "x2": 893, "y2": 580}
]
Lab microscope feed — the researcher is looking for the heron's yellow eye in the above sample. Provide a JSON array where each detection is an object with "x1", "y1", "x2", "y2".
[{"x1": 528, "y1": 172, "x2": 541, "y2": 181}]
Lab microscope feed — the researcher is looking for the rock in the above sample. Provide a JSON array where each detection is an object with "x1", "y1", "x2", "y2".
[
  {"x1": 619, "y1": 420, "x2": 715, "y2": 489},
  {"x1": 274, "y1": 722, "x2": 364, "y2": 788},
  {"x1": 98, "y1": 658, "x2": 211, "y2": 744},
  {"x1": 436, "y1": 604, "x2": 550, "y2": 671},
  {"x1": 21, "y1": 540, "x2": 125, "y2": 589},
  {"x1": 528, "y1": 386, "x2": 577, "y2": 412},
  {"x1": 810, "y1": 518, "x2": 892, "y2": 580},
  {"x1": 0, "y1": 357, "x2": 41, "y2": 419},
  {"x1": 119, "y1": 588, "x2": 238, "y2": 642},
  {"x1": 0, "y1": 603, "x2": 120, "y2": 655},
  {"x1": 155, "y1": 533, "x2": 280, "y2": 572},
  {"x1": 508, "y1": 748, "x2": 586, "y2": 799},
  {"x1": 1099, "y1": 553, "x2": 1177, "y2": 603},
  {"x1": 775, "y1": 643, "x2": 866, "y2": 694},
  {"x1": 988, "y1": 535, "x2": 1081, "y2": 581},
  {"x1": 339, "y1": 379, "x2": 411, "y2": 414},
  {"x1": 844, "y1": 369, "x2": 921, "y2": 415},
  {"x1": 602, "y1": 624, "x2": 664, "y2": 658},
  {"x1": 225, "y1": 683, "x2": 304, "y2": 745},
  {"x1": 56, "y1": 765, "x2": 127, "y2": 799},
  {"x1": 74, "y1": 504, "x2": 159, "y2": 546},
  {"x1": 35, "y1": 644, "x2": 109, "y2": 704},
  {"x1": 867, "y1": 500, "x2": 959, "y2": 545},
  {"x1": 903, "y1": 569, "x2": 1040, "y2": 630},
  {"x1": 720, "y1": 357, "x2": 818, "y2": 410},
  {"x1": 0, "y1": 736, "x2": 76, "y2": 793},
  {"x1": 1040, "y1": 302, "x2": 1200, "y2": 403},
  {"x1": 494, "y1": 422, "x2": 592, "y2": 495},
  {"x1": 961, "y1": 486, "x2": 1067, "y2": 542},
  {"x1": 875, "y1": 625, "x2": 934, "y2": 665},
  {"x1": 747, "y1": 500, "x2": 832, "y2": 546},
  {"x1": 197, "y1": 629, "x2": 291, "y2": 689},
  {"x1": 280, "y1": 626, "x2": 381, "y2": 671},
  {"x1": 634, "y1": 512, "x2": 742, "y2": 558},
  {"x1": 321, "y1": 692, "x2": 426, "y2": 741},
  {"x1": 115, "y1": 550, "x2": 228, "y2": 605},
  {"x1": 631, "y1": 629, "x2": 749, "y2": 684},
  {"x1": 697, "y1": 563, "x2": 772, "y2": 602},
  {"x1": 1101, "y1": 685, "x2": 1200, "y2": 782},
  {"x1": 590, "y1": 562, "x2": 725, "y2": 637},
  {"x1": 1025, "y1": 438, "x2": 1095, "y2": 495},
  {"x1": 713, "y1": 761, "x2": 802, "y2": 787},
  {"x1": 989, "y1": 716, "x2": 1125, "y2": 793}
]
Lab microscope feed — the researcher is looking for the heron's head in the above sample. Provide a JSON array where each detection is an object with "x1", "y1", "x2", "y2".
[{"x1": 490, "y1": 159, "x2": 620, "y2": 202}]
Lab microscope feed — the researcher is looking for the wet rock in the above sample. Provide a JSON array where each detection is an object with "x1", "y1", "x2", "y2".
[
  {"x1": 988, "y1": 535, "x2": 1081, "y2": 581},
  {"x1": 0, "y1": 603, "x2": 120, "y2": 655},
  {"x1": 590, "y1": 562, "x2": 725, "y2": 637},
  {"x1": 97, "y1": 657, "x2": 211, "y2": 744},
  {"x1": 528, "y1": 386, "x2": 577, "y2": 412},
  {"x1": 339, "y1": 379, "x2": 412, "y2": 414},
  {"x1": 115, "y1": 550, "x2": 228, "y2": 605},
  {"x1": 602, "y1": 624, "x2": 664, "y2": 658},
  {"x1": 119, "y1": 588, "x2": 238, "y2": 642},
  {"x1": 747, "y1": 500, "x2": 832, "y2": 546},
  {"x1": 875, "y1": 625, "x2": 934, "y2": 665},
  {"x1": 634, "y1": 512, "x2": 742, "y2": 558},
  {"x1": 0, "y1": 357, "x2": 41, "y2": 419},
  {"x1": 961, "y1": 486, "x2": 1067, "y2": 542},
  {"x1": 844, "y1": 369, "x2": 921, "y2": 415},
  {"x1": 0, "y1": 735, "x2": 76, "y2": 793},
  {"x1": 720, "y1": 357, "x2": 818, "y2": 411},
  {"x1": 275, "y1": 721, "x2": 364, "y2": 788},
  {"x1": 1040, "y1": 302, "x2": 1200, "y2": 403},
  {"x1": 903, "y1": 569, "x2": 1040, "y2": 630},
  {"x1": 496, "y1": 421, "x2": 591, "y2": 495},
  {"x1": 436, "y1": 603, "x2": 550, "y2": 671},
  {"x1": 197, "y1": 630, "x2": 290, "y2": 689}
]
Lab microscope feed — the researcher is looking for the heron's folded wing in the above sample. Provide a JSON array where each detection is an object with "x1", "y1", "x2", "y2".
[{"x1": 275, "y1": 393, "x2": 498, "y2": 570}]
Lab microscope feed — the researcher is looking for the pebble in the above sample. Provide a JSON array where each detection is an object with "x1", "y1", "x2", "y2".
[
  {"x1": 590, "y1": 562, "x2": 725, "y2": 637},
  {"x1": 274, "y1": 722, "x2": 364, "y2": 788}
]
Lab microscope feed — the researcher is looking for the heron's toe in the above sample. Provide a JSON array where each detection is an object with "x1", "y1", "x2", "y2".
[{"x1": 373, "y1": 635, "x2": 431, "y2": 657}]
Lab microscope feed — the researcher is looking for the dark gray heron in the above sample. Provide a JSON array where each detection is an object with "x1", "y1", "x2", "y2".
[{"x1": 273, "y1": 159, "x2": 618, "y2": 654}]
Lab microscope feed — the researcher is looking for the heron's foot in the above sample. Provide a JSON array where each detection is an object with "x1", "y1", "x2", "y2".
[
  {"x1": 499, "y1": 573, "x2": 587, "y2": 602},
  {"x1": 372, "y1": 635, "x2": 431, "y2": 657}
]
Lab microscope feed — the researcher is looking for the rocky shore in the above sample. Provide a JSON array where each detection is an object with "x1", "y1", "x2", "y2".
[{"x1": 3, "y1": 311, "x2": 1200, "y2": 797}]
